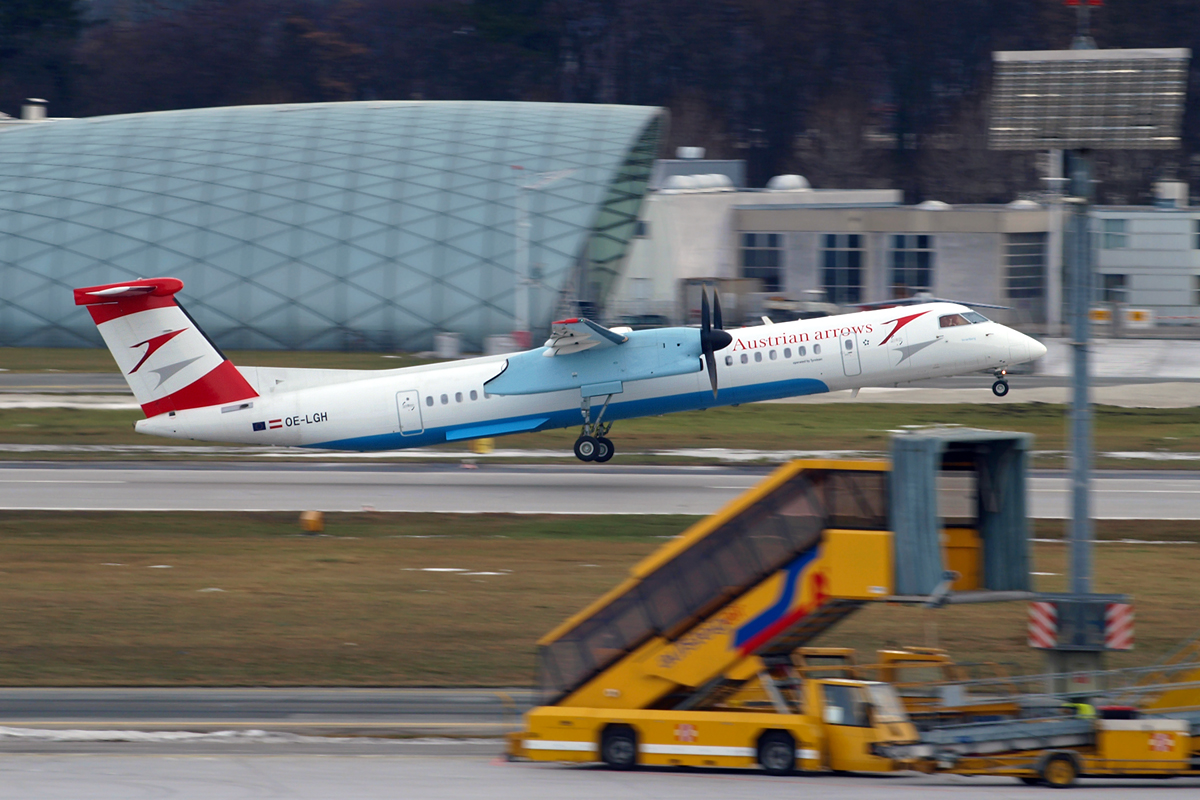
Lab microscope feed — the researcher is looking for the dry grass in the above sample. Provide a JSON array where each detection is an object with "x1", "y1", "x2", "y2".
[{"x1": 2, "y1": 513, "x2": 1198, "y2": 686}]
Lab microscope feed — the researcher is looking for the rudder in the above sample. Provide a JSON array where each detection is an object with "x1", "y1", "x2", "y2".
[{"x1": 74, "y1": 277, "x2": 258, "y2": 416}]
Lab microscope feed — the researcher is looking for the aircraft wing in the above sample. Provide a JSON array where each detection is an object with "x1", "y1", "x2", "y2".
[{"x1": 542, "y1": 318, "x2": 629, "y2": 357}]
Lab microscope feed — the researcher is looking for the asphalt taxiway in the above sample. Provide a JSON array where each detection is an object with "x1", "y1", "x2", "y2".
[{"x1": 2, "y1": 462, "x2": 1200, "y2": 518}]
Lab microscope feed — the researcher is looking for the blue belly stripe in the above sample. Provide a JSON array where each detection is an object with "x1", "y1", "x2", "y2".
[{"x1": 309, "y1": 376, "x2": 829, "y2": 452}]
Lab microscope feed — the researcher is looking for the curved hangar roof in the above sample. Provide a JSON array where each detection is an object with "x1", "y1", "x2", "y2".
[{"x1": 0, "y1": 101, "x2": 663, "y2": 350}]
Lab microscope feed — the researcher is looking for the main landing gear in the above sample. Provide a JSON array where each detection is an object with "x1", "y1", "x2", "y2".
[
  {"x1": 574, "y1": 394, "x2": 615, "y2": 463},
  {"x1": 992, "y1": 369, "x2": 1009, "y2": 397}
]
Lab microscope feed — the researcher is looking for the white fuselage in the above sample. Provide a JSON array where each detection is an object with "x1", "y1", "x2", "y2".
[{"x1": 136, "y1": 304, "x2": 1044, "y2": 451}]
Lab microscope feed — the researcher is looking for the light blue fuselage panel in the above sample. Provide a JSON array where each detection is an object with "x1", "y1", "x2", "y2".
[{"x1": 484, "y1": 328, "x2": 703, "y2": 396}]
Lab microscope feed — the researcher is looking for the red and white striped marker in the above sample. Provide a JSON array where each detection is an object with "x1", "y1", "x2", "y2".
[
  {"x1": 1028, "y1": 601, "x2": 1058, "y2": 649},
  {"x1": 1105, "y1": 602, "x2": 1134, "y2": 650}
]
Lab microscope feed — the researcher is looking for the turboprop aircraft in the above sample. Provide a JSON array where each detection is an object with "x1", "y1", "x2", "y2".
[{"x1": 74, "y1": 277, "x2": 1046, "y2": 462}]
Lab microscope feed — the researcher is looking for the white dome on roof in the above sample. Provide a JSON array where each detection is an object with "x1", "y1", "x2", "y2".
[
  {"x1": 1007, "y1": 198, "x2": 1041, "y2": 209},
  {"x1": 916, "y1": 199, "x2": 951, "y2": 210},
  {"x1": 767, "y1": 174, "x2": 811, "y2": 191}
]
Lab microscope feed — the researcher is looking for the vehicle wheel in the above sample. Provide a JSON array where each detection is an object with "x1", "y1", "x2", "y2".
[
  {"x1": 594, "y1": 437, "x2": 615, "y2": 463},
  {"x1": 757, "y1": 731, "x2": 795, "y2": 776},
  {"x1": 1018, "y1": 776, "x2": 1042, "y2": 786},
  {"x1": 992, "y1": 380, "x2": 1010, "y2": 397},
  {"x1": 601, "y1": 726, "x2": 637, "y2": 770},
  {"x1": 1040, "y1": 753, "x2": 1078, "y2": 788},
  {"x1": 574, "y1": 436, "x2": 598, "y2": 462}
]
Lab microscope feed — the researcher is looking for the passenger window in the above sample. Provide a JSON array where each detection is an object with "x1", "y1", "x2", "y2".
[
  {"x1": 740, "y1": 353, "x2": 748, "y2": 364},
  {"x1": 754, "y1": 351, "x2": 762, "y2": 362},
  {"x1": 784, "y1": 347, "x2": 791, "y2": 358},
  {"x1": 470, "y1": 390, "x2": 478, "y2": 400},
  {"x1": 845, "y1": 339, "x2": 854, "y2": 351},
  {"x1": 798, "y1": 346, "x2": 806, "y2": 356},
  {"x1": 455, "y1": 392, "x2": 463, "y2": 403},
  {"x1": 813, "y1": 344, "x2": 821, "y2": 355},
  {"x1": 440, "y1": 394, "x2": 448, "y2": 405},
  {"x1": 725, "y1": 355, "x2": 733, "y2": 366},
  {"x1": 769, "y1": 350, "x2": 777, "y2": 360},
  {"x1": 425, "y1": 396, "x2": 433, "y2": 407},
  {"x1": 939, "y1": 313, "x2": 969, "y2": 328}
]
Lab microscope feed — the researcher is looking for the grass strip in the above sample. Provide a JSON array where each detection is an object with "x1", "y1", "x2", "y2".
[{"x1": 0, "y1": 512, "x2": 1196, "y2": 686}]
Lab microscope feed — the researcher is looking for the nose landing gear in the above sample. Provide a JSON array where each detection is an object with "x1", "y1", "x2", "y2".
[
  {"x1": 992, "y1": 369, "x2": 1009, "y2": 397},
  {"x1": 575, "y1": 394, "x2": 615, "y2": 463}
]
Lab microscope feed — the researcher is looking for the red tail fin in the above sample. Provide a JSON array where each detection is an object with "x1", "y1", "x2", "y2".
[{"x1": 75, "y1": 278, "x2": 258, "y2": 416}]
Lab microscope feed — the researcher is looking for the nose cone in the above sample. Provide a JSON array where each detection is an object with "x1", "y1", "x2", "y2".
[{"x1": 1007, "y1": 329, "x2": 1045, "y2": 364}]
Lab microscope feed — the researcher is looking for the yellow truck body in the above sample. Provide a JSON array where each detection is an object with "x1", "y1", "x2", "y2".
[{"x1": 512, "y1": 678, "x2": 919, "y2": 775}]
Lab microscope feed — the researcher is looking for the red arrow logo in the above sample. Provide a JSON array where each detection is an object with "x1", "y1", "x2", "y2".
[
  {"x1": 130, "y1": 329, "x2": 186, "y2": 373},
  {"x1": 878, "y1": 310, "x2": 931, "y2": 346}
]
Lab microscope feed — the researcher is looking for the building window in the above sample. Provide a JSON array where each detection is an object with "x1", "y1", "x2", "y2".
[
  {"x1": 740, "y1": 232, "x2": 783, "y2": 291},
  {"x1": 1102, "y1": 274, "x2": 1127, "y2": 303},
  {"x1": 1005, "y1": 233, "x2": 1046, "y2": 300},
  {"x1": 889, "y1": 234, "x2": 934, "y2": 297},
  {"x1": 634, "y1": 220, "x2": 649, "y2": 238},
  {"x1": 1195, "y1": 220, "x2": 1199, "y2": 249},
  {"x1": 1102, "y1": 218, "x2": 1127, "y2": 249},
  {"x1": 1195, "y1": 276, "x2": 1200, "y2": 305},
  {"x1": 820, "y1": 233, "x2": 863, "y2": 305}
]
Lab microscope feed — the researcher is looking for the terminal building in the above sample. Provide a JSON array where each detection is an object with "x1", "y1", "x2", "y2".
[{"x1": 1, "y1": 100, "x2": 1197, "y2": 352}]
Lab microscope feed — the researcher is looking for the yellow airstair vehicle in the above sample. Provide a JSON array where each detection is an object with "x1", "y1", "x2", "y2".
[
  {"x1": 509, "y1": 434, "x2": 1037, "y2": 775},
  {"x1": 509, "y1": 432, "x2": 1200, "y2": 785}
]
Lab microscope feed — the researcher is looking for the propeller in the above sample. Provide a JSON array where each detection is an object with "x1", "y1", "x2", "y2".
[{"x1": 700, "y1": 288, "x2": 733, "y2": 397}]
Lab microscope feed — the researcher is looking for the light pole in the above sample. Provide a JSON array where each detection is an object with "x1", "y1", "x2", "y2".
[{"x1": 511, "y1": 167, "x2": 574, "y2": 348}]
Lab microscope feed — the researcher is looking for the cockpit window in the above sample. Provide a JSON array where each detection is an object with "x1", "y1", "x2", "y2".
[
  {"x1": 963, "y1": 311, "x2": 990, "y2": 324},
  {"x1": 939, "y1": 313, "x2": 969, "y2": 328}
]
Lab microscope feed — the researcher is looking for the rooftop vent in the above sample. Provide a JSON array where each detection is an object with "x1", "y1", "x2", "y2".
[
  {"x1": 676, "y1": 146, "x2": 706, "y2": 159},
  {"x1": 21, "y1": 98, "x2": 47, "y2": 121},
  {"x1": 766, "y1": 174, "x2": 811, "y2": 191},
  {"x1": 916, "y1": 199, "x2": 951, "y2": 210}
]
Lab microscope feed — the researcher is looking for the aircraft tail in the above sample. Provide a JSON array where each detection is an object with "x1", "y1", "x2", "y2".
[{"x1": 74, "y1": 277, "x2": 258, "y2": 417}]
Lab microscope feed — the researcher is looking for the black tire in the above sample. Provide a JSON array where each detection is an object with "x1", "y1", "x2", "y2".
[
  {"x1": 1018, "y1": 776, "x2": 1042, "y2": 786},
  {"x1": 574, "y1": 436, "x2": 598, "y2": 462},
  {"x1": 600, "y1": 726, "x2": 637, "y2": 770},
  {"x1": 1040, "y1": 753, "x2": 1078, "y2": 788},
  {"x1": 757, "y1": 731, "x2": 795, "y2": 776},
  {"x1": 594, "y1": 437, "x2": 615, "y2": 463},
  {"x1": 992, "y1": 380, "x2": 1010, "y2": 397}
]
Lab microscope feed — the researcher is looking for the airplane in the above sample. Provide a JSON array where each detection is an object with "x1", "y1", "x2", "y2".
[{"x1": 74, "y1": 277, "x2": 1047, "y2": 462}]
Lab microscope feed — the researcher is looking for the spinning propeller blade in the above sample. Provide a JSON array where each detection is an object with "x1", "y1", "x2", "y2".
[{"x1": 699, "y1": 288, "x2": 732, "y2": 397}]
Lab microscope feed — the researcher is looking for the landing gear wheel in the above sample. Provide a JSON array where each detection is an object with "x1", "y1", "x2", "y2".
[
  {"x1": 574, "y1": 435, "x2": 598, "y2": 462},
  {"x1": 1040, "y1": 753, "x2": 1078, "y2": 788},
  {"x1": 594, "y1": 437, "x2": 615, "y2": 463},
  {"x1": 600, "y1": 726, "x2": 637, "y2": 770},
  {"x1": 757, "y1": 731, "x2": 795, "y2": 776},
  {"x1": 992, "y1": 380, "x2": 1010, "y2": 397}
]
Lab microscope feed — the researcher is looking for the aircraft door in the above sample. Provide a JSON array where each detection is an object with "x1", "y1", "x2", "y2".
[
  {"x1": 396, "y1": 390, "x2": 424, "y2": 436},
  {"x1": 840, "y1": 335, "x2": 862, "y2": 377}
]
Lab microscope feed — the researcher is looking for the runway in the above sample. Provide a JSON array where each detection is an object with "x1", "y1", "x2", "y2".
[
  {"x1": 0, "y1": 688, "x2": 531, "y2": 737},
  {"x1": 2, "y1": 462, "x2": 1200, "y2": 518}
]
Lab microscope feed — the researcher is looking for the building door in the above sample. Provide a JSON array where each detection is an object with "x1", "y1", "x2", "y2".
[
  {"x1": 840, "y1": 335, "x2": 862, "y2": 377},
  {"x1": 396, "y1": 390, "x2": 424, "y2": 436}
]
